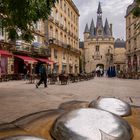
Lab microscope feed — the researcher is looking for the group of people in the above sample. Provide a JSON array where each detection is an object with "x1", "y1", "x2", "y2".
[
  {"x1": 96, "y1": 66, "x2": 104, "y2": 77},
  {"x1": 107, "y1": 66, "x2": 116, "y2": 78},
  {"x1": 95, "y1": 66, "x2": 117, "y2": 78}
]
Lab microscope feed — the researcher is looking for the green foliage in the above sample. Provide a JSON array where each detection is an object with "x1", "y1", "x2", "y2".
[
  {"x1": 133, "y1": 0, "x2": 140, "y2": 17},
  {"x1": 0, "y1": 0, "x2": 57, "y2": 42}
]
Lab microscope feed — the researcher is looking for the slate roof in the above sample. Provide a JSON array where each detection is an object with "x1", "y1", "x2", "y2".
[
  {"x1": 90, "y1": 19, "x2": 95, "y2": 37},
  {"x1": 104, "y1": 18, "x2": 111, "y2": 36},
  {"x1": 114, "y1": 39, "x2": 126, "y2": 48},
  {"x1": 84, "y1": 2, "x2": 112, "y2": 38},
  {"x1": 84, "y1": 23, "x2": 89, "y2": 33},
  {"x1": 126, "y1": 0, "x2": 136, "y2": 16},
  {"x1": 97, "y1": 2, "x2": 102, "y2": 14}
]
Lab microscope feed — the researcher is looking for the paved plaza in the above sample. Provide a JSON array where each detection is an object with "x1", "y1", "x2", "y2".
[{"x1": 0, "y1": 77, "x2": 140, "y2": 124}]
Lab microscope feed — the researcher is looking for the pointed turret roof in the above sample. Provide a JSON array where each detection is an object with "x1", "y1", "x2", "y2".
[
  {"x1": 96, "y1": 2, "x2": 103, "y2": 28},
  {"x1": 84, "y1": 23, "x2": 89, "y2": 33},
  {"x1": 90, "y1": 19, "x2": 95, "y2": 37},
  {"x1": 104, "y1": 18, "x2": 111, "y2": 36},
  {"x1": 97, "y1": 2, "x2": 102, "y2": 14}
]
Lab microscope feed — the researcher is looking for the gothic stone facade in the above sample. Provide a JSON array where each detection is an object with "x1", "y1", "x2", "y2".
[{"x1": 84, "y1": 2, "x2": 114, "y2": 73}]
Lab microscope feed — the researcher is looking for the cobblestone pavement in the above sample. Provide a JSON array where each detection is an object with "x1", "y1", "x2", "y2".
[{"x1": 0, "y1": 77, "x2": 140, "y2": 124}]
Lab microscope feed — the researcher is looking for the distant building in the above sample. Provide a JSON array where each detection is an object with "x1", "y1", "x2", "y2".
[
  {"x1": 114, "y1": 39, "x2": 126, "y2": 73},
  {"x1": 125, "y1": 0, "x2": 140, "y2": 72},
  {"x1": 84, "y1": 2, "x2": 114, "y2": 73}
]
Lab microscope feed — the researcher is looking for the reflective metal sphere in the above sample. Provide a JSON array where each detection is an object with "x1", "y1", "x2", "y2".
[
  {"x1": 52, "y1": 109, "x2": 133, "y2": 140},
  {"x1": 90, "y1": 98, "x2": 131, "y2": 116},
  {"x1": 3, "y1": 135, "x2": 46, "y2": 140}
]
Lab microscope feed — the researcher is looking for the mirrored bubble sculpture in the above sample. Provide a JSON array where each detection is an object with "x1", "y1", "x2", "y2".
[
  {"x1": 3, "y1": 135, "x2": 46, "y2": 140},
  {"x1": 90, "y1": 98, "x2": 131, "y2": 116},
  {"x1": 52, "y1": 109, "x2": 133, "y2": 140}
]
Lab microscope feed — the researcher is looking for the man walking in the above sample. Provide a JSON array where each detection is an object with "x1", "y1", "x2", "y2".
[{"x1": 36, "y1": 63, "x2": 47, "y2": 88}]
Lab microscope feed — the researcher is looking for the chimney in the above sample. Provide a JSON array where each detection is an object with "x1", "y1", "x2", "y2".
[{"x1": 110, "y1": 24, "x2": 112, "y2": 36}]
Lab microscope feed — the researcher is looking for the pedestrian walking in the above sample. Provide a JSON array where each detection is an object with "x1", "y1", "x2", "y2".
[
  {"x1": 36, "y1": 64, "x2": 47, "y2": 88},
  {"x1": 23, "y1": 65, "x2": 28, "y2": 80}
]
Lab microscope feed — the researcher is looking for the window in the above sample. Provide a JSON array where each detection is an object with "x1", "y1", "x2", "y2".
[
  {"x1": 56, "y1": 10, "x2": 59, "y2": 20},
  {"x1": 49, "y1": 26, "x2": 53, "y2": 38},
  {"x1": 60, "y1": 0, "x2": 62, "y2": 8},
  {"x1": 134, "y1": 38, "x2": 137, "y2": 48},
  {"x1": 71, "y1": 12, "x2": 73, "y2": 20},
  {"x1": 60, "y1": 15, "x2": 63, "y2": 25},
  {"x1": 128, "y1": 28, "x2": 131, "y2": 37},
  {"x1": 63, "y1": 51, "x2": 66, "y2": 60},
  {"x1": 64, "y1": 3, "x2": 66, "y2": 13},
  {"x1": 54, "y1": 49, "x2": 58, "y2": 59},
  {"x1": 96, "y1": 46, "x2": 99, "y2": 52},
  {"x1": 64, "y1": 18, "x2": 66, "y2": 27},
  {"x1": 55, "y1": 29, "x2": 58, "y2": 40},
  {"x1": 68, "y1": 8, "x2": 70, "y2": 17}
]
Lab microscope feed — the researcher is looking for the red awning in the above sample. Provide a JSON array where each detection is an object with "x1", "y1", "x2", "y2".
[
  {"x1": 0, "y1": 50, "x2": 12, "y2": 57},
  {"x1": 14, "y1": 55, "x2": 37, "y2": 63},
  {"x1": 36, "y1": 58, "x2": 54, "y2": 65}
]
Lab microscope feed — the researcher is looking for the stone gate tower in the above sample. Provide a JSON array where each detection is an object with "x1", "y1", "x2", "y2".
[{"x1": 84, "y1": 2, "x2": 114, "y2": 73}]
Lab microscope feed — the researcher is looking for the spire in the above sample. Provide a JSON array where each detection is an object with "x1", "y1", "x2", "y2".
[
  {"x1": 104, "y1": 18, "x2": 111, "y2": 36},
  {"x1": 84, "y1": 23, "x2": 89, "y2": 33},
  {"x1": 96, "y1": 2, "x2": 103, "y2": 28},
  {"x1": 97, "y1": 2, "x2": 102, "y2": 14},
  {"x1": 90, "y1": 19, "x2": 95, "y2": 37}
]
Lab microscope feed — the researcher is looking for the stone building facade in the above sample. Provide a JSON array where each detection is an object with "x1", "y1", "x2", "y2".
[
  {"x1": 126, "y1": 0, "x2": 140, "y2": 73},
  {"x1": 114, "y1": 39, "x2": 126, "y2": 73},
  {"x1": 46, "y1": 0, "x2": 80, "y2": 74},
  {"x1": 84, "y1": 2, "x2": 114, "y2": 73}
]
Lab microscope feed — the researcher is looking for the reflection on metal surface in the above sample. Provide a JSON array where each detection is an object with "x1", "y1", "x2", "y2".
[
  {"x1": 90, "y1": 98, "x2": 131, "y2": 116},
  {"x1": 3, "y1": 136, "x2": 46, "y2": 140},
  {"x1": 52, "y1": 108, "x2": 133, "y2": 140}
]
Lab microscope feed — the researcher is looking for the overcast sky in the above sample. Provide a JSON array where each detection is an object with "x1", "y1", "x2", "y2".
[{"x1": 73, "y1": 0, "x2": 133, "y2": 41}]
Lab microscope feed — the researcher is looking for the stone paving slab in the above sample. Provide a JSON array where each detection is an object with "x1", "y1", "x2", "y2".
[{"x1": 0, "y1": 78, "x2": 140, "y2": 124}]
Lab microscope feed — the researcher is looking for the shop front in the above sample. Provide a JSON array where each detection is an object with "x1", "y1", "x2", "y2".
[
  {"x1": 14, "y1": 55, "x2": 37, "y2": 79},
  {"x1": 0, "y1": 50, "x2": 13, "y2": 78}
]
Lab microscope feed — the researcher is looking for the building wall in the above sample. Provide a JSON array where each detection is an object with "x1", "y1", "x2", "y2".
[
  {"x1": 114, "y1": 48, "x2": 126, "y2": 71},
  {"x1": 84, "y1": 37, "x2": 114, "y2": 73},
  {"x1": 47, "y1": 0, "x2": 80, "y2": 74},
  {"x1": 126, "y1": 6, "x2": 140, "y2": 72}
]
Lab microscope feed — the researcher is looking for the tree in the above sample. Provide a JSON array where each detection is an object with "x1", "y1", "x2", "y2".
[
  {"x1": 0, "y1": 0, "x2": 57, "y2": 42},
  {"x1": 133, "y1": 0, "x2": 140, "y2": 17}
]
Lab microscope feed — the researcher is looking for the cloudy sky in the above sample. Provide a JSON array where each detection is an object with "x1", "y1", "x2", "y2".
[{"x1": 73, "y1": 0, "x2": 133, "y2": 41}]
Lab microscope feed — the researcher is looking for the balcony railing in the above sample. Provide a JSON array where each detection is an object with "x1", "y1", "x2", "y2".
[{"x1": 48, "y1": 38, "x2": 80, "y2": 55}]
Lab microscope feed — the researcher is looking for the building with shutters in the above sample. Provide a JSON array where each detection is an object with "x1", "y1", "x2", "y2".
[
  {"x1": 46, "y1": 0, "x2": 80, "y2": 74},
  {"x1": 125, "y1": 0, "x2": 140, "y2": 73}
]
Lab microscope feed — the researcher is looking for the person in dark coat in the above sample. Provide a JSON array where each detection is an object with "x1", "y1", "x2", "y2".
[
  {"x1": 36, "y1": 64, "x2": 47, "y2": 88},
  {"x1": 23, "y1": 65, "x2": 28, "y2": 80}
]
